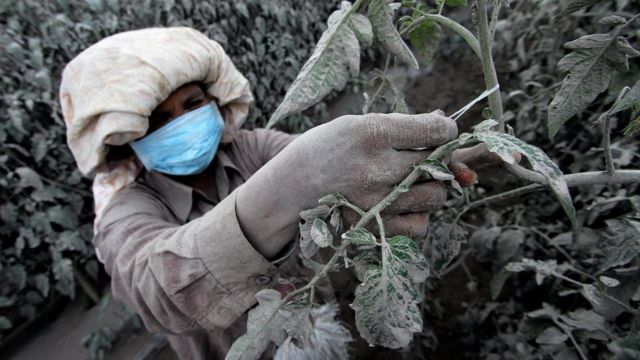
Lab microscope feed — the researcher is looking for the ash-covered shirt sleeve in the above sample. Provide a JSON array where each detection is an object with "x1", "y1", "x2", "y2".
[{"x1": 94, "y1": 185, "x2": 279, "y2": 334}]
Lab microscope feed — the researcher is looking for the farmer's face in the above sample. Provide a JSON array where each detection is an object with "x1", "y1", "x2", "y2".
[{"x1": 147, "y1": 82, "x2": 210, "y2": 135}]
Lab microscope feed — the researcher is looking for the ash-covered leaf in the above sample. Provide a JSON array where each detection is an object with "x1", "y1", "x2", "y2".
[
  {"x1": 599, "y1": 15, "x2": 627, "y2": 26},
  {"x1": 609, "y1": 335, "x2": 640, "y2": 360},
  {"x1": 352, "y1": 252, "x2": 380, "y2": 282},
  {"x1": 554, "y1": 0, "x2": 603, "y2": 19},
  {"x1": 342, "y1": 228, "x2": 377, "y2": 246},
  {"x1": 52, "y1": 254, "x2": 75, "y2": 298},
  {"x1": 368, "y1": 0, "x2": 419, "y2": 69},
  {"x1": 318, "y1": 193, "x2": 349, "y2": 206},
  {"x1": 311, "y1": 218, "x2": 333, "y2": 248},
  {"x1": 548, "y1": 32, "x2": 633, "y2": 138},
  {"x1": 428, "y1": 222, "x2": 467, "y2": 274},
  {"x1": 581, "y1": 284, "x2": 605, "y2": 308},
  {"x1": 350, "y1": 236, "x2": 429, "y2": 348},
  {"x1": 349, "y1": 13, "x2": 373, "y2": 47},
  {"x1": 599, "y1": 276, "x2": 621, "y2": 287},
  {"x1": 409, "y1": 19, "x2": 441, "y2": 68},
  {"x1": 505, "y1": 258, "x2": 557, "y2": 285},
  {"x1": 15, "y1": 167, "x2": 44, "y2": 190},
  {"x1": 362, "y1": 69, "x2": 409, "y2": 114},
  {"x1": 414, "y1": 159, "x2": 463, "y2": 198},
  {"x1": 536, "y1": 327, "x2": 568, "y2": 345},
  {"x1": 610, "y1": 79, "x2": 640, "y2": 115},
  {"x1": 267, "y1": 2, "x2": 371, "y2": 127},
  {"x1": 599, "y1": 218, "x2": 640, "y2": 272},
  {"x1": 298, "y1": 205, "x2": 332, "y2": 258},
  {"x1": 279, "y1": 301, "x2": 313, "y2": 348},
  {"x1": 461, "y1": 121, "x2": 576, "y2": 226}
]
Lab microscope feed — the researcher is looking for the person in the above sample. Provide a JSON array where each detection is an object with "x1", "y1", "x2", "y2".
[{"x1": 59, "y1": 27, "x2": 495, "y2": 359}]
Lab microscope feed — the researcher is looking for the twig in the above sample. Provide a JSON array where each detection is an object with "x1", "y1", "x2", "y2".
[{"x1": 475, "y1": 0, "x2": 504, "y2": 130}]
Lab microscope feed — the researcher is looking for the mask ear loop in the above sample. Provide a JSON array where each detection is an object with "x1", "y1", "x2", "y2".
[{"x1": 449, "y1": 84, "x2": 500, "y2": 121}]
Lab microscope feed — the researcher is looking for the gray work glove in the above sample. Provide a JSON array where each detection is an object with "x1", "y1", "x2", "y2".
[{"x1": 236, "y1": 111, "x2": 459, "y2": 259}]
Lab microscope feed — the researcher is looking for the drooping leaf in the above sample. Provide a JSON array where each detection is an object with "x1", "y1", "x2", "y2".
[
  {"x1": 548, "y1": 33, "x2": 633, "y2": 138},
  {"x1": 461, "y1": 120, "x2": 577, "y2": 226},
  {"x1": 349, "y1": 13, "x2": 374, "y2": 47},
  {"x1": 362, "y1": 69, "x2": 409, "y2": 114},
  {"x1": 266, "y1": 2, "x2": 372, "y2": 128},
  {"x1": 408, "y1": 19, "x2": 441, "y2": 67},
  {"x1": 342, "y1": 228, "x2": 377, "y2": 246},
  {"x1": 536, "y1": 327, "x2": 568, "y2": 345},
  {"x1": 279, "y1": 301, "x2": 313, "y2": 348},
  {"x1": 350, "y1": 236, "x2": 429, "y2": 348},
  {"x1": 368, "y1": 0, "x2": 419, "y2": 70},
  {"x1": 610, "y1": 79, "x2": 640, "y2": 115},
  {"x1": 554, "y1": 0, "x2": 604, "y2": 19}
]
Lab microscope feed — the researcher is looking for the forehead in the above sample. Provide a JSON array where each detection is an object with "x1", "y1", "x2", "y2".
[{"x1": 155, "y1": 83, "x2": 204, "y2": 110}]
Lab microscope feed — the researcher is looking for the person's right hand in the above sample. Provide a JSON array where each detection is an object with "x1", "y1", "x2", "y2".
[{"x1": 236, "y1": 111, "x2": 458, "y2": 259}]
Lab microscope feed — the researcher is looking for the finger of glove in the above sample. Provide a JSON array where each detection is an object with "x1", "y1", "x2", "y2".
[
  {"x1": 380, "y1": 149, "x2": 431, "y2": 184},
  {"x1": 361, "y1": 111, "x2": 457, "y2": 150},
  {"x1": 382, "y1": 212, "x2": 430, "y2": 239},
  {"x1": 381, "y1": 181, "x2": 447, "y2": 214},
  {"x1": 341, "y1": 209, "x2": 429, "y2": 240}
]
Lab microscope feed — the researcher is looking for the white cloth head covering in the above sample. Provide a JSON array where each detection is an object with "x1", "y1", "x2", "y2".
[
  {"x1": 59, "y1": 26, "x2": 253, "y2": 176},
  {"x1": 58, "y1": 27, "x2": 254, "y2": 228}
]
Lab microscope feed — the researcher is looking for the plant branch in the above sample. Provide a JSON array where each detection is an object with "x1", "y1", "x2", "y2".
[
  {"x1": 456, "y1": 170, "x2": 640, "y2": 222},
  {"x1": 401, "y1": 12, "x2": 482, "y2": 60},
  {"x1": 475, "y1": 0, "x2": 504, "y2": 130}
]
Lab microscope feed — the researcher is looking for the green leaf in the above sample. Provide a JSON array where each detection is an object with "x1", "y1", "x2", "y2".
[
  {"x1": 368, "y1": 0, "x2": 419, "y2": 70},
  {"x1": 266, "y1": 2, "x2": 371, "y2": 128},
  {"x1": 462, "y1": 121, "x2": 577, "y2": 226},
  {"x1": 409, "y1": 19, "x2": 441, "y2": 67},
  {"x1": 342, "y1": 228, "x2": 377, "y2": 245},
  {"x1": 554, "y1": 0, "x2": 603, "y2": 19},
  {"x1": 548, "y1": 33, "x2": 628, "y2": 138},
  {"x1": 610, "y1": 79, "x2": 640, "y2": 115},
  {"x1": 350, "y1": 236, "x2": 429, "y2": 348},
  {"x1": 310, "y1": 218, "x2": 332, "y2": 247},
  {"x1": 445, "y1": 0, "x2": 468, "y2": 7}
]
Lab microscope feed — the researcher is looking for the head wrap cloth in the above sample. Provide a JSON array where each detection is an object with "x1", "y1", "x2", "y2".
[{"x1": 58, "y1": 27, "x2": 254, "y2": 226}]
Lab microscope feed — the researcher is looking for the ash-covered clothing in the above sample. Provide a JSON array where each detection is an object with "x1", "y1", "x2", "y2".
[{"x1": 93, "y1": 128, "x2": 334, "y2": 359}]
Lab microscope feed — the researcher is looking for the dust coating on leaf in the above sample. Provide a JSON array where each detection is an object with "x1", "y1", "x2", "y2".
[
  {"x1": 350, "y1": 236, "x2": 429, "y2": 348},
  {"x1": 267, "y1": 2, "x2": 373, "y2": 127},
  {"x1": 368, "y1": 0, "x2": 419, "y2": 70}
]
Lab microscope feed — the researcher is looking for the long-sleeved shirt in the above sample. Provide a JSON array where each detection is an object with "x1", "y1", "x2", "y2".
[{"x1": 93, "y1": 128, "x2": 334, "y2": 359}]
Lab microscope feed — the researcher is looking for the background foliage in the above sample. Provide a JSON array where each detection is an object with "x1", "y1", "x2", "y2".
[{"x1": 0, "y1": 0, "x2": 343, "y2": 341}]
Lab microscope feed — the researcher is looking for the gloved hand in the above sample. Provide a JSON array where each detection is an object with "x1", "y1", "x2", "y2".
[{"x1": 237, "y1": 111, "x2": 461, "y2": 259}]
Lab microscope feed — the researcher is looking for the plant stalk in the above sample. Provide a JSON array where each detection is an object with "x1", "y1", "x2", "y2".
[{"x1": 475, "y1": 0, "x2": 504, "y2": 130}]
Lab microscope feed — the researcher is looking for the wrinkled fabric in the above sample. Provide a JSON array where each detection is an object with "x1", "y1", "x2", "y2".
[
  {"x1": 94, "y1": 128, "x2": 336, "y2": 359},
  {"x1": 59, "y1": 26, "x2": 254, "y2": 177}
]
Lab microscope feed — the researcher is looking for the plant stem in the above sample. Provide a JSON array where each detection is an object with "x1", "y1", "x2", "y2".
[
  {"x1": 455, "y1": 170, "x2": 640, "y2": 222},
  {"x1": 602, "y1": 114, "x2": 616, "y2": 175},
  {"x1": 401, "y1": 13, "x2": 482, "y2": 60},
  {"x1": 475, "y1": 0, "x2": 504, "y2": 130}
]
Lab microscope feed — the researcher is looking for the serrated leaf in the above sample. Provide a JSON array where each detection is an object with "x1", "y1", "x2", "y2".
[
  {"x1": 462, "y1": 122, "x2": 577, "y2": 226},
  {"x1": 311, "y1": 218, "x2": 332, "y2": 247},
  {"x1": 368, "y1": 0, "x2": 419, "y2": 70},
  {"x1": 536, "y1": 327, "x2": 568, "y2": 344},
  {"x1": 342, "y1": 228, "x2": 377, "y2": 245},
  {"x1": 548, "y1": 33, "x2": 623, "y2": 138},
  {"x1": 266, "y1": 2, "x2": 367, "y2": 128},
  {"x1": 409, "y1": 20, "x2": 441, "y2": 67},
  {"x1": 554, "y1": 0, "x2": 603, "y2": 19},
  {"x1": 350, "y1": 236, "x2": 429, "y2": 348},
  {"x1": 610, "y1": 79, "x2": 640, "y2": 115}
]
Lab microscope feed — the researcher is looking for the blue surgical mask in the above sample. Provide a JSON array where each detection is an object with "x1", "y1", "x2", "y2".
[{"x1": 130, "y1": 102, "x2": 224, "y2": 176}]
